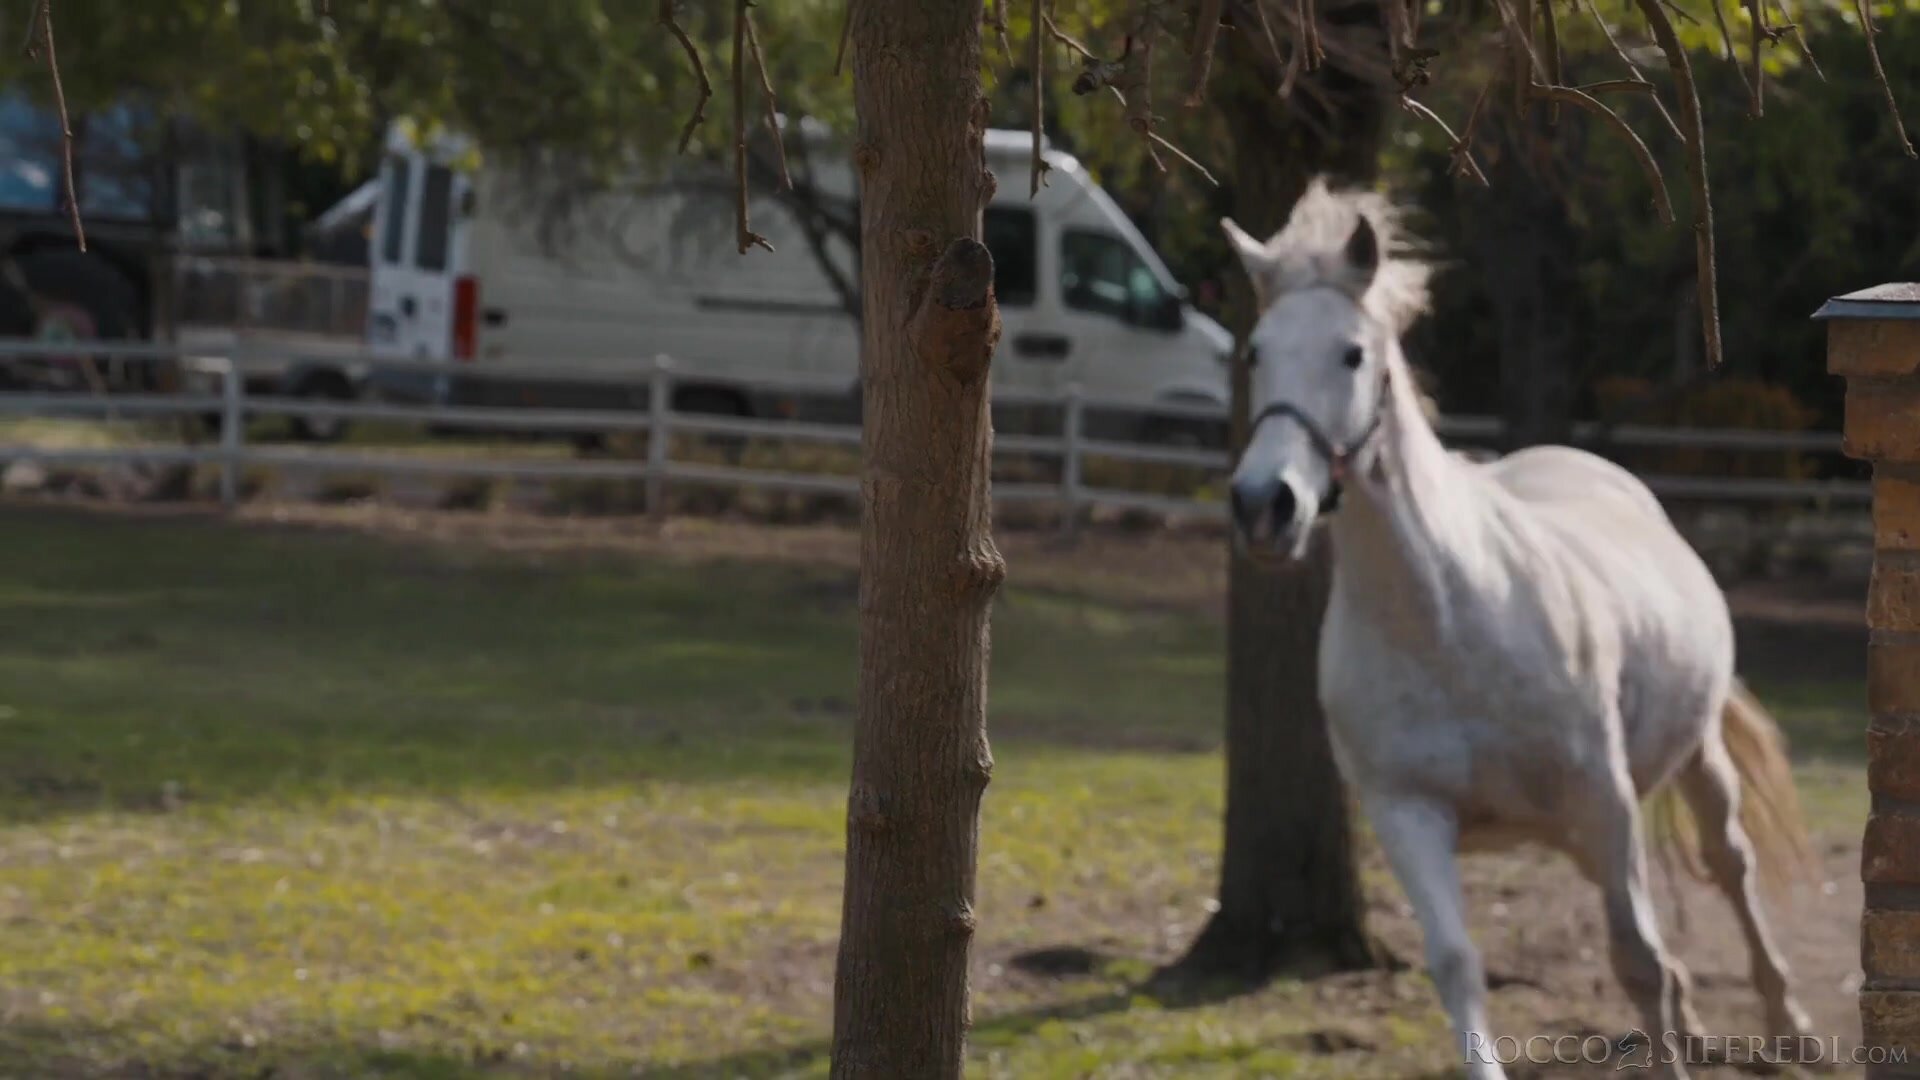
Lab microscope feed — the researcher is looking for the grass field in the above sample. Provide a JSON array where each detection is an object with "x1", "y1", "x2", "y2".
[{"x1": 0, "y1": 505, "x2": 1870, "y2": 1078}]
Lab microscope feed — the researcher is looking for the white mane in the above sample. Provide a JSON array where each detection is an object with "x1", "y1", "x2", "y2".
[{"x1": 1254, "y1": 177, "x2": 1431, "y2": 335}]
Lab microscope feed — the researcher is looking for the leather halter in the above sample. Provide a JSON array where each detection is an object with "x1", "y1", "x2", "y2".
[{"x1": 1246, "y1": 368, "x2": 1389, "y2": 510}]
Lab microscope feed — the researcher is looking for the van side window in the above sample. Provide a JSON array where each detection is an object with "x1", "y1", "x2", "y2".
[
  {"x1": 983, "y1": 206, "x2": 1036, "y2": 307},
  {"x1": 1061, "y1": 229, "x2": 1169, "y2": 322},
  {"x1": 380, "y1": 156, "x2": 411, "y2": 265},
  {"x1": 416, "y1": 164, "x2": 454, "y2": 271}
]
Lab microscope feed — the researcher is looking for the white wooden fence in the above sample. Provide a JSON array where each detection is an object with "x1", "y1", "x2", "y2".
[{"x1": 0, "y1": 339, "x2": 1869, "y2": 530}]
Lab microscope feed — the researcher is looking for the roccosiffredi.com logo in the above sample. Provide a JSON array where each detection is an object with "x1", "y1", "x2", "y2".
[{"x1": 1466, "y1": 1030, "x2": 1911, "y2": 1069}]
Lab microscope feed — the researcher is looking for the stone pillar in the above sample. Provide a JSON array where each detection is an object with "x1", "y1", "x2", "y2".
[{"x1": 1824, "y1": 283, "x2": 1920, "y2": 1078}]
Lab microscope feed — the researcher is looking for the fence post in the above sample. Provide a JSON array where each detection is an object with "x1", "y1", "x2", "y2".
[
  {"x1": 1060, "y1": 382, "x2": 1084, "y2": 538},
  {"x1": 219, "y1": 356, "x2": 243, "y2": 510},
  {"x1": 648, "y1": 355, "x2": 672, "y2": 522}
]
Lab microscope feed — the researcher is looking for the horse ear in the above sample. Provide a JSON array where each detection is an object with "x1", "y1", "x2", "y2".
[
  {"x1": 1221, "y1": 217, "x2": 1279, "y2": 296},
  {"x1": 1343, "y1": 216, "x2": 1380, "y2": 287}
]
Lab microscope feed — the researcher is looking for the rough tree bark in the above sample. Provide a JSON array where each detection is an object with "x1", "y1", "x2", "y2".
[
  {"x1": 1169, "y1": 17, "x2": 1391, "y2": 982},
  {"x1": 829, "y1": 1, "x2": 1003, "y2": 1077}
]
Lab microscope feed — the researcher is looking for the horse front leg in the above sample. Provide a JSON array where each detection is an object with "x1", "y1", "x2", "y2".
[{"x1": 1366, "y1": 793, "x2": 1505, "y2": 1080}]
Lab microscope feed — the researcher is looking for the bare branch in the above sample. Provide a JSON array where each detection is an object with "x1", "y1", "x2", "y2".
[
  {"x1": 1301, "y1": 0, "x2": 1324, "y2": 71},
  {"x1": 753, "y1": 137, "x2": 860, "y2": 321},
  {"x1": 1577, "y1": 0, "x2": 1683, "y2": 141},
  {"x1": 1044, "y1": 14, "x2": 1097, "y2": 62},
  {"x1": 1534, "y1": 83, "x2": 1674, "y2": 224},
  {"x1": 1577, "y1": 79, "x2": 1657, "y2": 95},
  {"x1": 1282, "y1": 0, "x2": 1307, "y2": 97},
  {"x1": 1708, "y1": 0, "x2": 1737, "y2": 62},
  {"x1": 1456, "y1": 79, "x2": 1494, "y2": 181},
  {"x1": 834, "y1": 0, "x2": 856, "y2": 77},
  {"x1": 1146, "y1": 129, "x2": 1219, "y2": 185},
  {"x1": 1247, "y1": 0, "x2": 1284, "y2": 95},
  {"x1": 1061, "y1": 22, "x2": 1214, "y2": 186},
  {"x1": 1384, "y1": 0, "x2": 1409, "y2": 73},
  {"x1": 24, "y1": 0, "x2": 82, "y2": 251},
  {"x1": 1746, "y1": 0, "x2": 1764, "y2": 116},
  {"x1": 1185, "y1": 0, "x2": 1224, "y2": 107},
  {"x1": 1657, "y1": 0, "x2": 1701, "y2": 27},
  {"x1": 743, "y1": 10, "x2": 790, "y2": 190},
  {"x1": 1488, "y1": 0, "x2": 1547, "y2": 86},
  {"x1": 1123, "y1": 30, "x2": 1157, "y2": 163},
  {"x1": 1032, "y1": 0, "x2": 1050, "y2": 195},
  {"x1": 1383, "y1": 0, "x2": 1438, "y2": 93},
  {"x1": 1771, "y1": 0, "x2": 1823, "y2": 80},
  {"x1": 733, "y1": 0, "x2": 772, "y2": 253},
  {"x1": 1540, "y1": 0, "x2": 1563, "y2": 127},
  {"x1": 1403, "y1": 96, "x2": 1489, "y2": 186},
  {"x1": 989, "y1": 0, "x2": 1011, "y2": 61},
  {"x1": 1201, "y1": 0, "x2": 1336, "y2": 131},
  {"x1": 1630, "y1": 0, "x2": 1720, "y2": 367},
  {"x1": 1856, "y1": 0, "x2": 1916, "y2": 157},
  {"x1": 659, "y1": 0, "x2": 713, "y2": 154}
]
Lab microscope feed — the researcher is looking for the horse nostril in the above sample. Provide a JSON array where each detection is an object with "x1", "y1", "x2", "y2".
[{"x1": 1270, "y1": 483, "x2": 1297, "y2": 526}]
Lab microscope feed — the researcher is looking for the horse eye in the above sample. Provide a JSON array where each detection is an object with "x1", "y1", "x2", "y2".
[
  {"x1": 1341, "y1": 345, "x2": 1364, "y2": 370},
  {"x1": 1245, "y1": 345, "x2": 1261, "y2": 368}
]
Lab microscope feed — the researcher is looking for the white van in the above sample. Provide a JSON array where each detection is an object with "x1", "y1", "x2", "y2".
[{"x1": 364, "y1": 122, "x2": 1233, "y2": 441}]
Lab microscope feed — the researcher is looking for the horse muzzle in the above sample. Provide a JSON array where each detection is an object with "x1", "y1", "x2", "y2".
[{"x1": 1229, "y1": 473, "x2": 1315, "y2": 560}]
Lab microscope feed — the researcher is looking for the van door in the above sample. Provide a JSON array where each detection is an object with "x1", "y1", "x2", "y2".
[
  {"x1": 367, "y1": 151, "x2": 471, "y2": 361},
  {"x1": 983, "y1": 204, "x2": 1067, "y2": 401}
]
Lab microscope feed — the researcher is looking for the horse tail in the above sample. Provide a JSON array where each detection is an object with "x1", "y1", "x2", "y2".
[
  {"x1": 1647, "y1": 678, "x2": 1813, "y2": 892},
  {"x1": 1720, "y1": 678, "x2": 1816, "y2": 888}
]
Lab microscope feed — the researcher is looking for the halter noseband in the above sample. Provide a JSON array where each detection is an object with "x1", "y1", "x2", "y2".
[{"x1": 1246, "y1": 369, "x2": 1389, "y2": 510}]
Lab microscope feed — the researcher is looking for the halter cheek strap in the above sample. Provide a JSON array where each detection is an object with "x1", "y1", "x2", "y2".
[{"x1": 1245, "y1": 369, "x2": 1390, "y2": 507}]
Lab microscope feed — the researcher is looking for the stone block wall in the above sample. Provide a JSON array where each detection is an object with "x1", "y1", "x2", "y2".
[{"x1": 1832, "y1": 311, "x2": 1920, "y2": 1077}]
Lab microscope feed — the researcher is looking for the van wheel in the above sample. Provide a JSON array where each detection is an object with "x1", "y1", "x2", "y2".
[
  {"x1": 289, "y1": 371, "x2": 355, "y2": 442},
  {"x1": 13, "y1": 250, "x2": 142, "y2": 389}
]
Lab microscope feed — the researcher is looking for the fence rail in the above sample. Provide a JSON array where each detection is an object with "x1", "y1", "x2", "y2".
[
  {"x1": 0, "y1": 341, "x2": 1869, "y2": 529},
  {"x1": 172, "y1": 256, "x2": 371, "y2": 340}
]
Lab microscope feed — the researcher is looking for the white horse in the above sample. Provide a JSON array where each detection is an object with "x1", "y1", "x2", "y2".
[{"x1": 1221, "y1": 180, "x2": 1813, "y2": 1080}]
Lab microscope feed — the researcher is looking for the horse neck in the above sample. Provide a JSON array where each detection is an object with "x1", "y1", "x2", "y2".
[{"x1": 1328, "y1": 348, "x2": 1492, "y2": 636}]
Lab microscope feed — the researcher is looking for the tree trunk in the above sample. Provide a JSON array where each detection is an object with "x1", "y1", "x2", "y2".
[
  {"x1": 1467, "y1": 124, "x2": 1578, "y2": 449},
  {"x1": 829, "y1": 2, "x2": 1002, "y2": 1078},
  {"x1": 1169, "y1": 19, "x2": 1390, "y2": 982}
]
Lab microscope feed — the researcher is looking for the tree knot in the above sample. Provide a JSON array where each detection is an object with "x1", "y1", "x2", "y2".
[
  {"x1": 908, "y1": 238, "x2": 1000, "y2": 383},
  {"x1": 954, "y1": 541, "x2": 1007, "y2": 597},
  {"x1": 964, "y1": 738, "x2": 994, "y2": 790},
  {"x1": 946, "y1": 899, "x2": 978, "y2": 938},
  {"x1": 928, "y1": 238, "x2": 994, "y2": 312}
]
